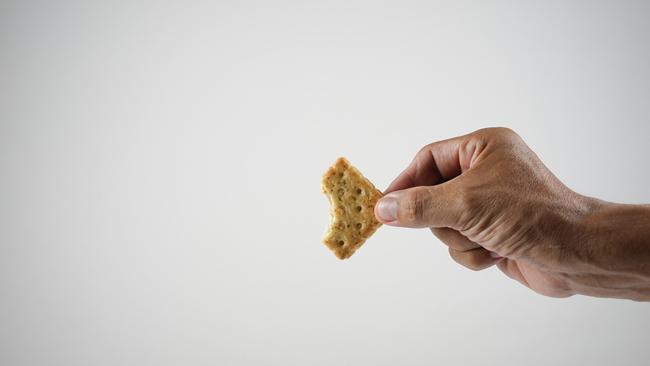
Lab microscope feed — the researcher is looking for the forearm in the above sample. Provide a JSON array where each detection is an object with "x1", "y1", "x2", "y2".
[{"x1": 574, "y1": 201, "x2": 650, "y2": 300}]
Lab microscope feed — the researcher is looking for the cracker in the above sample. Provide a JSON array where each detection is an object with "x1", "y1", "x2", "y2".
[{"x1": 322, "y1": 157, "x2": 383, "y2": 259}]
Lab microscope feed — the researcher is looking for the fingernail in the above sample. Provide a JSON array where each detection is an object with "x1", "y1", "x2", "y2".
[{"x1": 376, "y1": 196, "x2": 398, "y2": 222}]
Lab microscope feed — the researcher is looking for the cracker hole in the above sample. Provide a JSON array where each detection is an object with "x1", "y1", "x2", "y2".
[
  {"x1": 356, "y1": 188, "x2": 362, "y2": 194},
  {"x1": 355, "y1": 223, "x2": 362, "y2": 230},
  {"x1": 355, "y1": 206, "x2": 362, "y2": 212},
  {"x1": 337, "y1": 240, "x2": 345, "y2": 247}
]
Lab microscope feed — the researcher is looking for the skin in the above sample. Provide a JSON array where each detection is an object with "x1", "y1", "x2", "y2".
[{"x1": 375, "y1": 127, "x2": 650, "y2": 301}]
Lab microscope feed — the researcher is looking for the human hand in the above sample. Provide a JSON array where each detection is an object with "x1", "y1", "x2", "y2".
[{"x1": 375, "y1": 127, "x2": 650, "y2": 301}]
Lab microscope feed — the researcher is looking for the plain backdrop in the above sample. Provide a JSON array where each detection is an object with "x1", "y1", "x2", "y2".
[{"x1": 2, "y1": 1, "x2": 649, "y2": 365}]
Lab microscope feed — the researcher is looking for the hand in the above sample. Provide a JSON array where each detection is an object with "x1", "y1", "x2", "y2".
[{"x1": 375, "y1": 127, "x2": 650, "y2": 301}]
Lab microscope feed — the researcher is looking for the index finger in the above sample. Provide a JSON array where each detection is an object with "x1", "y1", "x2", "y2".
[{"x1": 384, "y1": 135, "x2": 467, "y2": 194}]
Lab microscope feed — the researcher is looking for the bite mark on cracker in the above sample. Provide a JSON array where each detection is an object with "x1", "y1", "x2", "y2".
[{"x1": 322, "y1": 157, "x2": 383, "y2": 259}]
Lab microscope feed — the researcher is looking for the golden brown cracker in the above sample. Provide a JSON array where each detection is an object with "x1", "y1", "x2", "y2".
[{"x1": 322, "y1": 157, "x2": 383, "y2": 259}]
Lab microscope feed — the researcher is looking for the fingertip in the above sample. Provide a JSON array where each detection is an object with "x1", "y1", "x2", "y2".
[
  {"x1": 375, "y1": 195, "x2": 398, "y2": 224},
  {"x1": 449, "y1": 247, "x2": 501, "y2": 271}
]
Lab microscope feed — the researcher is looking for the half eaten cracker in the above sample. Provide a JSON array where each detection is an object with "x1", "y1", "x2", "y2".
[{"x1": 322, "y1": 157, "x2": 383, "y2": 259}]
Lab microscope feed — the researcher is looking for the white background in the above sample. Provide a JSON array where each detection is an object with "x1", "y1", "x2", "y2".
[{"x1": 2, "y1": 1, "x2": 649, "y2": 365}]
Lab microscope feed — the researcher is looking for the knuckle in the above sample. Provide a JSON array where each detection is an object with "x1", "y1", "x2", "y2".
[
  {"x1": 399, "y1": 188, "x2": 428, "y2": 225},
  {"x1": 495, "y1": 127, "x2": 523, "y2": 145},
  {"x1": 448, "y1": 247, "x2": 462, "y2": 263},
  {"x1": 464, "y1": 252, "x2": 485, "y2": 271},
  {"x1": 411, "y1": 142, "x2": 437, "y2": 168},
  {"x1": 494, "y1": 126, "x2": 517, "y2": 136},
  {"x1": 448, "y1": 248, "x2": 488, "y2": 272},
  {"x1": 410, "y1": 143, "x2": 434, "y2": 166},
  {"x1": 430, "y1": 227, "x2": 452, "y2": 244},
  {"x1": 417, "y1": 143, "x2": 433, "y2": 156},
  {"x1": 475, "y1": 126, "x2": 521, "y2": 144}
]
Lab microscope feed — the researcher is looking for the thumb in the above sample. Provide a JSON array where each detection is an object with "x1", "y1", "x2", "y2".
[{"x1": 374, "y1": 184, "x2": 464, "y2": 229}]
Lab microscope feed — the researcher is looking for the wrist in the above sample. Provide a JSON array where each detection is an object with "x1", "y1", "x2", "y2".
[
  {"x1": 581, "y1": 201, "x2": 650, "y2": 273},
  {"x1": 570, "y1": 199, "x2": 650, "y2": 300}
]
